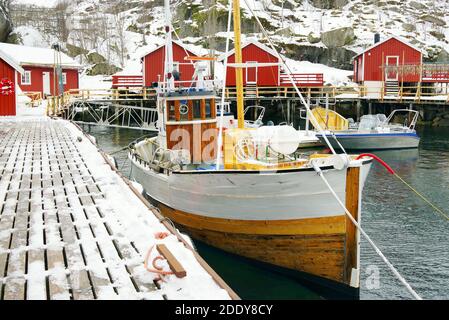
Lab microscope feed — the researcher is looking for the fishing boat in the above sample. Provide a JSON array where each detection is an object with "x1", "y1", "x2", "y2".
[
  {"x1": 314, "y1": 108, "x2": 420, "y2": 150},
  {"x1": 129, "y1": 0, "x2": 373, "y2": 298}
]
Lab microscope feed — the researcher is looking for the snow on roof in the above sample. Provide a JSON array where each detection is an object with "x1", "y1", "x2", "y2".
[
  {"x1": 353, "y1": 36, "x2": 423, "y2": 59},
  {"x1": 139, "y1": 40, "x2": 199, "y2": 59},
  {"x1": 0, "y1": 48, "x2": 25, "y2": 74},
  {"x1": 0, "y1": 43, "x2": 82, "y2": 69},
  {"x1": 218, "y1": 39, "x2": 280, "y2": 62}
]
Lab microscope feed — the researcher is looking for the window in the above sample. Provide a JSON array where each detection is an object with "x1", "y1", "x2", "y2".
[
  {"x1": 62, "y1": 73, "x2": 67, "y2": 85},
  {"x1": 205, "y1": 100, "x2": 212, "y2": 118},
  {"x1": 192, "y1": 100, "x2": 201, "y2": 119},
  {"x1": 21, "y1": 71, "x2": 31, "y2": 85}
]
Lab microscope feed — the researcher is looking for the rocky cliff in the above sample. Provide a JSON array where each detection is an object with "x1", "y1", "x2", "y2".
[{"x1": 6, "y1": 0, "x2": 449, "y2": 74}]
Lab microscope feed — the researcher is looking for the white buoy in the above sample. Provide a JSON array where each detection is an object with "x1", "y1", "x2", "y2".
[{"x1": 251, "y1": 126, "x2": 300, "y2": 156}]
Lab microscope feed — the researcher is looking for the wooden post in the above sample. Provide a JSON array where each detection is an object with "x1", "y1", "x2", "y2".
[
  {"x1": 401, "y1": 50, "x2": 405, "y2": 101},
  {"x1": 200, "y1": 99, "x2": 206, "y2": 120},
  {"x1": 233, "y1": 0, "x2": 245, "y2": 129},
  {"x1": 344, "y1": 167, "x2": 361, "y2": 285},
  {"x1": 356, "y1": 100, "x2": 361, "y2": 122}
]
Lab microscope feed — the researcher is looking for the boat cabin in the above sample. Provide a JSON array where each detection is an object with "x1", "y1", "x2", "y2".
[{"x1": 162, "y1": 92, "x2": 218, "y2": 164}]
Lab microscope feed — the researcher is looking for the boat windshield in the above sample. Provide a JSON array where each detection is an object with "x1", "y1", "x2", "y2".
[{"x1": 358, "y1": 115, "x2": 380, "y2": 131}]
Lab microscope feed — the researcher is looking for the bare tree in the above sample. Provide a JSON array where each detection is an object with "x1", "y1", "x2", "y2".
[
  {"x1": 112, "y1": 4, "x2": 127, "y2": 68},
  {"x1": 55, "y1": 0, "x2": 70, "y2": 42}
]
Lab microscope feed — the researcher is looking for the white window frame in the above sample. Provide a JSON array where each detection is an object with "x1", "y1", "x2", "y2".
[
  {"x1": 21, "y1": 71, "x2": 32, "y2": 85},
  {"x1": 385, "y1": 56, "x2": 399, "y2": 81},
  {"x1": 62, "y1": 72, "x2": 67, "y2": 85},
  {"x1": 246, "y1": 61, "x2": 258, "y2": 84}
]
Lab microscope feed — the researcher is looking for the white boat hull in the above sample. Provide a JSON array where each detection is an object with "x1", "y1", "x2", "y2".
[{"x1": 130, "y1": 159, "x2": 372, "y2": 221}]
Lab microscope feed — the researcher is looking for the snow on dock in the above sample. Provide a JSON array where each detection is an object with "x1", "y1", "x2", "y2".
[{"x1": 0, "y1": 116, "x2": 236, "y2": 300}]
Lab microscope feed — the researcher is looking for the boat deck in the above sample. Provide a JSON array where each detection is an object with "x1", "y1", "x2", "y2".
[{"x1": 0, "y1": 117, "x2": 234, "y2": 300}]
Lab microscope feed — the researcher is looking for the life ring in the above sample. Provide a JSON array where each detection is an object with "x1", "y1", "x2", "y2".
[{"x1": 0, "y1": 78, "x2": 14, "y2": 96}]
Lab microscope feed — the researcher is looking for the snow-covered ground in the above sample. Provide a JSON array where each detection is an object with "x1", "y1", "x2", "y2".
[
  {"x1": 286, "y1": 59, "x2": 353, "y2": 86},
  {"x1": 13, "y1": 26, "x2": 47, "y2": 47},
  {"x1": 79, "y1": 74, "x2": 112, "y2": 90},
  {"x1": 1, "y1": 103, "x2": 233, "y2": 300}
]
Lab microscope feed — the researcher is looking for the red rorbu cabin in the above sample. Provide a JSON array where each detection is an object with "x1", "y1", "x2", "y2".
[
  {"x1": 142, "y1": 41, "x2": 198, "y2": 87},
  {"x1": 0, "y1": 48, "x2": 24, "y2": 116},
  {"x1": 0, "y1": 43, "x2": 81, "y2": 98},
  {"x1": 220, "y1": 40, "x2": 280, "y2": 87},
  {"x1": 353, "y1": 36, "x2": 423, "y2": 85},
  {"x1": 219, "y1": 40, "x2": 324, "y2": 87}
]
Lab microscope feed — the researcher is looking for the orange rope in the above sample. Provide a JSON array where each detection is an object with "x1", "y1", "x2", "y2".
[{"x1": 144, "y1": 232, "x2": 175, "y2": 282}]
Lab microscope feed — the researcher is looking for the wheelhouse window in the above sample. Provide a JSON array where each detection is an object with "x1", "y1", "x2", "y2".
[
  {"x1": 205, "y1": 100, "x2": 212, "y2": 118},
  {"x1": 21, "y1": 71, "x2": 31, "y2": 85},
  {"x1": 192, "y1": 100, "x2": 201, "y2": 119},
  {"x1": 167, "y1": 101, "x2": 176, "y2": 121}
]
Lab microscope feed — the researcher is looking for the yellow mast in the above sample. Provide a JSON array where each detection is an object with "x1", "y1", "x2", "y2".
[{"x1": 233, "y1": 0, "x2": 245, "y2": 129}]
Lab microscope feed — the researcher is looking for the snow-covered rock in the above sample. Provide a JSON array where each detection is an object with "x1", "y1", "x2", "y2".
[{"x1": 0, "y1": 0, "x2": 12, "y2": 42}]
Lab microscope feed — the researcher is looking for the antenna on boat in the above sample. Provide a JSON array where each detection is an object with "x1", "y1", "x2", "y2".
[
  {"x1": 232, "y1": 0, "x2": 245, "y2": 129},
  {"x1": 164, "y1": 0, "x2": 175, "y2": 91}
]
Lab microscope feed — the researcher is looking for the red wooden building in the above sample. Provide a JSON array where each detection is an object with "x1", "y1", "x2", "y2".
[
  {"x1": 353, "y1": 36, "x2": 423, "y2": 84},
  {"x1": 142, "y1": 41, "x2": 198, "y2": 87},
  {"x1": 219, "y1": 40, "x2": 324, "y2": 87},
  {"x1": 0, "y1": 43, "x2": 81, "y2": 97},
  {"x1": 220, "y1": 40, "x2": 280, "y2": 87},
  {"x1": 0, "y1": 48, "x2": 24, "y2": 116}
]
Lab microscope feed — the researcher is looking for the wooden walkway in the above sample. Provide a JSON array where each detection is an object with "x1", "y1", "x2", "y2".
[{"x1": 0, "y1": 118, "x2": 234, "y2": 300}]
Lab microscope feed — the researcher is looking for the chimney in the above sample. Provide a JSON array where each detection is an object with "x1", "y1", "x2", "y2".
[{"x1": 374, "y1": 33, "x2": 381, "y2": 44}]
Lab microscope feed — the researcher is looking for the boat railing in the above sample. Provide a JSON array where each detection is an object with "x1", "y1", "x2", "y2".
[
  {"x1": 157, "y1": 79, "x2": 217, "y2": 95},
  {"x1": 129, "y1": 138, "x2": 187, "y2": 172},
  {"x1": 244, "y1": 105, "x2": 266, "y2": 127},
  {"x1": 384, "y1": 109, "x2": 420, "y2": 131}
]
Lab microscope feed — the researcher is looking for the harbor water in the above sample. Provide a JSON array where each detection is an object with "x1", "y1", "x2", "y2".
[{"x1": 80, "y1": 124, "x2": 449, "y2": 300}]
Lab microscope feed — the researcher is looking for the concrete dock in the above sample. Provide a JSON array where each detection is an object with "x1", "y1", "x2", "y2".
[{"x1": 0, "y1": 116, "x2": 236, "y2": 300}]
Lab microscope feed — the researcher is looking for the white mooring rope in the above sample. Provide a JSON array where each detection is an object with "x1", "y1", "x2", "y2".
[{"x1": 240, "y1": 0, "x2": 423, "y2": 300}]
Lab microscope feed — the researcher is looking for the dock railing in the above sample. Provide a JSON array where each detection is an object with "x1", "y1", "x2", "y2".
[{"x1": 44, "y1": 83, "x2": 449, "y2": 117}]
